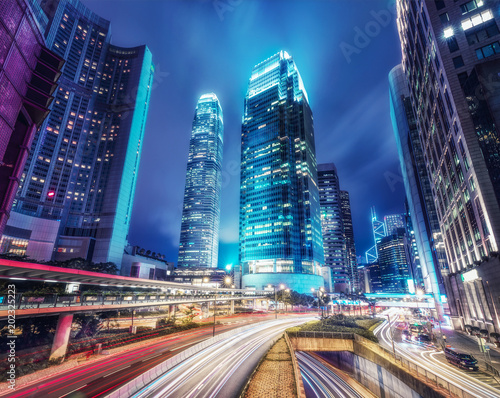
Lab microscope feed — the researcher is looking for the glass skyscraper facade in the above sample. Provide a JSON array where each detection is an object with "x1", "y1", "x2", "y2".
[
  {"x1": 384, "y1": 213, "x2": 404, "y2": 235},
  {"x1": 389, "y1": 63, "x2": 447, "y2": 314},
  {"x1": 10, "y1": 0, "x2": 154, "y2": 268},
  {"x1": 378, "y1": 228, "x2": 411, "y2": 293},
  {"x1": 318, "y1": 163, "x2": 346, "y2": 292},
  {"x1": 396, "y1": 0, "x2": 500, "y2": 328},
  {"x1": 340, "y1": 190, "x2": 358, "y2": 293},
  {"x1": 178, "y1": 93, "x2": 223, "y2": 268},
  {"x1": 239, "y1": 51, "x2": 324, "y2": 294}
]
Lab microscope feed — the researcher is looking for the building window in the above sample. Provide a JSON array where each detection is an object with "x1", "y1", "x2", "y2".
[
  {"x1": 461, "y1": 9, "x2": 494, "y2": 31},
  {"x1": 440, "y1": 12, "x2": 450, "y2": 23},
  {"x1": 460, "y1": 0, "x2": 484, "y2": 15},
  {"x1": 447, "y1": 36, "x2": 460, "y2": 52},
  {"x1": 453, "y1": 55, "x2": 465, "y2": 68},
  {"x1": 476, "y1": 41, "x2": 500, "y2": 59},
  {"x1": 465, "y1": 20, "x2": 500, "y2": 45},
  {"x1": 435, "y1": 0, "x2": 446, "y2": 11}
]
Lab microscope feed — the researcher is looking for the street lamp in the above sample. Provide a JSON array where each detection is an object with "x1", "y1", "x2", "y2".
[
  {"x1": 312, "y1": 287, "x2": 325, "y2": 317},
  {"x1": 268, "y1": 284, "x2": 284, "y2": 319},
  {"x1": 213, "y1": 279, "x2": 230, "y2": 337}
]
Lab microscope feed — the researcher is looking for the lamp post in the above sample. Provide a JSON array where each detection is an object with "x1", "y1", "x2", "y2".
[
  {"x1": 312, "y1": 287, "x2": 325, "y2": 317},
  {"x1": 212, "y1": 277, "x2": 230, "y2": 337},
  {"x1": 268, "y1": 284, "x2": 284, "y2": 319}
]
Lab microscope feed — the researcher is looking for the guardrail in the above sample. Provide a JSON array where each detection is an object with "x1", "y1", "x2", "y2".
[
  {"x1": 286, "y1": 331, "x2": 476, "y2": 398},
  {"x1": 0, "y1": 293, "x2": 262, "y2": 311},
  {"x1": 106, "y1": 320, "x2": 275, "y2": 398},
  {"x1": 287, "y1": 330, "x2": 355, "y2": 340}
]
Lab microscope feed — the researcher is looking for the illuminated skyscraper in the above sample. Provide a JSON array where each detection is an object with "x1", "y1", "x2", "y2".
[
  {"x1": 340, "y1": 190, "x2": 358, "y2": 292},
  {"x1": 318, "y1": 164, "x2": 346, "y2": 292},
  {"x1": 365, "y1": 207, "x2": 386, "y2": 263},
  {"x1": 389, "y1": 63, "x2": 447, "y2": 311},
  {"x1": 10, "y1": 0, "x2": 154, "y2": 267},
  {"x1": 239, "y1": 51, "x2": 324, "y2": 294},
  {"x1": 178, "y1": 93, "x2": 223, "y2": 268},
  {"x1": 378, "y1": 228, "x2": 411, "y2": 293},
  {"x1": 396, "y1": 0, "x2": 500, "y2": 328},
  {"x1": 384, "y1": 213, "x2": 404, "y2": 235}
]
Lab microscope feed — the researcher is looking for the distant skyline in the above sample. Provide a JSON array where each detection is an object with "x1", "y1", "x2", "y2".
[{"x1": 81, "y1": 0, "x2": 405, "y2": 267}]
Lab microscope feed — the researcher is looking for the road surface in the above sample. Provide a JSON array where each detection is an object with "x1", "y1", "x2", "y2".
[
  {"x1": 131, "y1": 317, "x2": 315, "y2": 398},
  {"x1": 7, "y1": 314, "x2": 297, "y2": 398},
  {"x1": 375, "y1": 310, "x2": 500, "y2": 398},
  {"x1": 297, "y1": 351, "x2": 366, "y2": 398}
]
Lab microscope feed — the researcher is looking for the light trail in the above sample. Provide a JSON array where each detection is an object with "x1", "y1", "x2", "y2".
[
  {"x1": 375, "y1": 310, "x2": 500, "y2": 398},
  {"x1": 131, "y1": 318, "x2": 315, "y2": 398},
  {"x1": 297, "y1": 352, "x2": 364, "y2": 398}
]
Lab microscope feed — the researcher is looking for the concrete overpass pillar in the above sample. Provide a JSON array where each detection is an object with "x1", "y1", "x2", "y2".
[
  {"x1": 50, "y1": 313, "x2": 74, "y2": 361},
  {"x1": 230, "y1": 300, "x2": 235, "y2": 315},
  {"x1": 252, "y1": 299, "x2": 256, "y2": 309}
]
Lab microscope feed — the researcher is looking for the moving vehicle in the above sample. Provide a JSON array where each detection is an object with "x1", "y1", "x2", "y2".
[
  {"x1": 444, "y1": 347, "x2": 478, "y2": 371},
  {"x1": 402, "y1": 329, "x2": 412, "y2": 340}
]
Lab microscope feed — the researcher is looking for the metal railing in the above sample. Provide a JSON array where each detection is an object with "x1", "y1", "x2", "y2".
[
  {"x1": 0, "y1": 292, "x2": 262, "y2": 311},
  {"x1": 287, "y1": 330, "x2": 355, "y2": 340}
]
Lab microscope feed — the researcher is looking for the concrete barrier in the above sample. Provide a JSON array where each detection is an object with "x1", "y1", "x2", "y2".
[
  {"x1": 106, "y1": 321, "x2": 275, "y2": 398},
  {"x1": 284, "y1": 332, "x2": 306, "y2": 398},
  {"x1": 287, "y1": 333, "x2": 453, "y2": 398}
]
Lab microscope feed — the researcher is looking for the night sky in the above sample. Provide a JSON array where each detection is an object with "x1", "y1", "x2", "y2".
[{"x1": 82, "y1": 0, "x2": 406, "y2": 267}]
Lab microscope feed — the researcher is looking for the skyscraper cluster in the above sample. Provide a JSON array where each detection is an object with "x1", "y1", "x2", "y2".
[
  {"x1": 392, "y1": 0, "x2": 500, "y2": 327},
  {"x1": 1, "y1": 0, "x2": 153, "y2": 270}
]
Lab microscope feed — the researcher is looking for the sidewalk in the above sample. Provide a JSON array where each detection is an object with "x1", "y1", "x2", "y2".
[{"x1": 440, "y1": 328, "x2": 500, "y2": 372}]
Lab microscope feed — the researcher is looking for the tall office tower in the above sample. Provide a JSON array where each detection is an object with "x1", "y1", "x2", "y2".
[
  {"x1": 367, "y1": 261, "x2": 383, "y2": 293},
  {"x1": 389, "y1": 64, "x2": 448, "y2": 313},
  {"x1": 396, "y1": 0, "x2": 500, "y2": 328},
  {"x1": 239, "y1": 51, "x2": 324, "y2": 294},
  {"x1": 340, "y1": 190, "x2": 359, "y2": 293},
  {"x1": 11, "y1": 0, "x2": 154, "y2": 267},
  {"x1": 178, "y1": 93, "x2": 223, "y2": 268},
  {"x1": 384, "y1": 213, "x2": 404, "y2": 235},
  {"x1": 378, "y1": 228, "x2": 411, "y2": 293},
  {"x1": 318, "y1": 164, "x2": 347, "y2": 293},
  {"x1": 0, "y1": 0, "x2": 63, "y2": 240},
  {"x1": 404, "y1": 203, "x2": 425, "y2": 292},
  {"x1": 365, "y1": 207, "x2": 386, "y2": 263}
]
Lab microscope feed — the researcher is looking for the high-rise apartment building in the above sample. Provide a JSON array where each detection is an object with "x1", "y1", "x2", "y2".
[
  {"x1": 384, "y1": 213, "x2": 405, "y2": 235},
  {"x1": 396, "y1": 0, "x2": 500, "y2": 328},
  {"x1": 9, "y1": 0, "x2": 154, "y2": 268},
  {"x1": 239, "y1": 51, "x2": 324, "y2": 294},
  {"x1": 389, "y1": 63, "x2": 448, "y2": 313},
  {"x1": 178, "y1": 93, "x2": 223, "y2": 268},
  {"x1": 0, "y1": 0, "x2": 63, "y2": 239},
  {"x1": 378, "y1": 228, "x2": 411, "y2": 293},
  {"x1": 318, "y1": 164, "x2": 347, "y2": 292}
]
